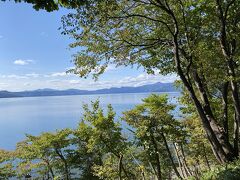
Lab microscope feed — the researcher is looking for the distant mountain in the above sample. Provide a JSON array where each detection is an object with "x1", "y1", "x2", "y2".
[
  {"x1": 13, "y1": 89, "x2": 89, "y2": 97},
  {"x1": 94, "y1": 82, "x2": 177, "y2": 94},
  {"x1": 0, "y1": 82, "x2": 179, "y2": 98},
  {"x1": 0, "y1": 91, "x2": 21, "y2": 98}
]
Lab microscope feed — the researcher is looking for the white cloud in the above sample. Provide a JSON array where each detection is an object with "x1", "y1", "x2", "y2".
[
  {"x1": 25, "y1": 73, "x2": 40, "y2": 78},
  {"x1": 7, "y1": 74, "x2": 26, "y2": 79},
  {"x1": 69, "y1": 80, "x2": 80, "y2": 84},
  {"x1": 0, "y1": 35, "x2": 3, "y2": 39},
  {"x1": 0, "y1": 71, "x2": 69, "y2": 80},
  {"x1": 0, "y1": 83, "x2": 8, "y2": 90},
  {"x1": 46, "y1": 72, "x2": 68, "y2": 77},
  {"x1": 117, "y1": 73, "x2": 178, "y2": 87},
  {"x1": 0, "y1": 70, "x2": 178, "y2": 91},
  {"x1": 63, "y1": 73, "x2": 178, "y2": 90},
  {"x1": 13, "y1": 59, "x2": 34, "y2": 65},
  {"x1": 0, "y1": 74, "x2": 28, "y2": 79},
  {"x1": 23, "y1": 82, "x2": 31, "y2": 86}
]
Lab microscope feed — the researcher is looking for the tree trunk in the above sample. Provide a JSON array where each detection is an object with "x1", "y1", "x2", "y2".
[
  {"x1": 150, "y1": 133, "x2": 162, "y2": 180},
  {"x1": 119, "y1": 155, "x2": 130, "y2": 179},
  {"x1": 118, "y1": 154, "x2": 123, "y2": 180},
  {"x1": 173, "y1": 143, "x2": 185, "y2": 178},
  {"x1": 44, "y1": 159, "x2": 55, "y2": 179},
  {"x1": 234, "y1": 112, "x2": 239, "y2": 156},
  {"x1": 216, "y1": 0, "x2": 240, "y2": 158},
  {"x1": 195, "y1": 159, "x2": 202, "y2": 178},
  {"x1": 154, "y1": 0, "x2": 237, "y2": 163},
  {"x1": 172, "y1": 28, "x2": 236, "y2": 163},
  {"x1": 173, "y1": 37, "x2": 234, "y2": 163},
  {"x1": 202, "y1": 144, "x2": 211, "y2": 170},
  {"x1": 229, "y1": 70, "x2": 240, "y2": 157},
  {"x1": 222, "y1": 82, "x2": 229, "y2": 140},
  {"x1": 148, "y1": 160, "x2": 158, "y2": 177},
  {"x1": 161, "y1": 133, "x2": 182, "y2": 179},
  {"x1": 54, "y1": 148, "x2": 70, "y2": 180},
  {"x1": 141, "y1": 171, "x2": 146, "y2": 180},
  {"x1": 191, "y1": 69, "x2": 235, "y2": 159},
  {"x1": 179, "y1": 143, "x2": 192, "y2": 177}
]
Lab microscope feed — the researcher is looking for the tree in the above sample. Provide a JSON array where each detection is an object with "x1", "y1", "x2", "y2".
[
  {"x1": 15, "y1": 129, "x2": 72, "y2": 179},
  {"x1": 1, "y1": 95, "x2": 239, "y2": 178},
  {"x1": 77, "y1": 100, "x2": 133, "y2": 179},
  {"x1": 123, "y1": 94, "x2": 185, "y2": 179},
  {"x1": 61, "y1": 0, "x2": 240, "y2": 163},
  {"x1": 71, "y1": 121, "x2": 102, "y2": 180},
  {"x1": 182, "y1": 116, "x2": 216, "y2": 177},
  {"x1": 1, "y1": 0, "x2": 86, "y2": 12},
  {"x1": 0, "y1": 149, "x2": 15, "y2": 178}
]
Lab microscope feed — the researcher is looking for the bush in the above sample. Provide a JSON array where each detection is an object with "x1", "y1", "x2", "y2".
[{"x1": 200, "y1": 159, "x2": 240, "y2": 180}]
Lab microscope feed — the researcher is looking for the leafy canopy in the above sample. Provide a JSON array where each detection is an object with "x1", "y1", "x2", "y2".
[{"x1": 1, "y1": 0, "x2": 87, "y2": 11}]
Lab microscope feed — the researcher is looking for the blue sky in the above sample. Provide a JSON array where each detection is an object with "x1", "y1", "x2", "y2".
[{"x1": 0, "y1": 1, "x2": 177, "y2": 91}]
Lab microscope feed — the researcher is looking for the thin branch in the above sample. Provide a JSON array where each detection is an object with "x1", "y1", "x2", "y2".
[
  {"x1": 109, "y1": 13, "x2": 174, "y2": 35},
  {"x1": 224, "y1": 0, "x2": 236, "y2": 20},
  {"x1": 122, "y1": 38, "x2": 165, "y2": 47}
]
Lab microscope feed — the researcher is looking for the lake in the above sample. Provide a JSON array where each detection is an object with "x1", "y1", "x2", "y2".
[{"x1": 0, "y1": 92, "x2": 180, "y2": 150}]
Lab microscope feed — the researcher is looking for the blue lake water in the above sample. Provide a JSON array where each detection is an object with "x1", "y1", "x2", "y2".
[{"x1": 0, "y1": 92, "x2": 180, "y2": 150}]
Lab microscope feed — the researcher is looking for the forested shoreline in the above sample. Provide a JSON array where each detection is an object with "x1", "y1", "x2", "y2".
[
  {"x1": 1, "y1": 0, "x2": 240, "y2": 179},
  {"x1": 1, "y1": 94, "x2": 239, "y2": 179}
]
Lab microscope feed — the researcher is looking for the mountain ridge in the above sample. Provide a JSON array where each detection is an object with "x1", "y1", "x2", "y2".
[{"x1": 0, "y1": 82, "x2": 179, "y2": 98}]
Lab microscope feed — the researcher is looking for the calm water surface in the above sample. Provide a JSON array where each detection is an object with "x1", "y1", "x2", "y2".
[{"x1": 0, "y1": 92, "x2": 180, "y2": 150}]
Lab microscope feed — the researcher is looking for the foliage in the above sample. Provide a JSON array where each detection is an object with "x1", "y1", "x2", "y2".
[
  {"x1": 1, "y1": 0, "x2": 87, "y2": 12},
  {"x1": 0, "y1": 96, "x2": 239, "y2": 179},
  {"x1": 3, "y1": 0, "x2": 240, "y2": 165},
  {"x1": 191, "y1": 159, "x2": 240, "y2": 180},
  {"x1": 183, "y1": 117, "x2": 216, "y2": 166},
  {"x1": 4, "y1": 0, "x2": 240, "y2": 165},
  {"x1": 15, "y1": 129, "x2": 72, "y2": 179},
  {"x1": 123, "y1": 94, "x2": 186, "y2": 179},
  {"x1": 60, "y1": 0, "x2": 240, "y2": 163},
  {"x1": 75, "y1": 100, "x2": 134, "y2": 179},
  {"x1": 0, "y1": 149, "x2": 15, "y2": 178},
  {"x1": 2, "y1": 0, "x2": 240, "y2": 178}
]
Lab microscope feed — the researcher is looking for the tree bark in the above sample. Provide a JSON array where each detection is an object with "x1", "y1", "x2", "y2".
[
  {"x1": 215, "y1": 0, "x2": 240, "y2": 158},
  {"x1": 233, "y1": 112, "x2": 239, "y2": 156},
  {"x1": 173, "y1": 143, "x2": 185, "y2": 178},
  {"x1": 191, "y1": 69, "x2": 234, "y2": 158},
  {"x1": 161, "y1": 133, "x2": 182, "y2": 179},
  {"x1": 156, "y1": 0, "x2": 237, "y2": 163},
  {"x1": 173, "y1": 35, "x2": 233, "y2": 163},
  {"x1": 44, "y1": 159, "x2": 55, "y2": 179},
  {"x1": 54, "y1": 148, "x2": 70, "y2": 180},
  {"x1": 222, "y1": 82, "x2": 229, "y2": 140},
  {"x1": 118, "y1": 154, "x2": 123, "y2": 180},
  {"x1": 202, "y1": 144, "x2": 211, "y2": 170},
  {"x1": 179, "y1": 143, "x2": 192, "y2": 177},
  {"x1": 167, "y1": 3, "x2": 234, "y2": 161},
  {"x1": 150, "y1": 133, "x2": 162, "y2": 180},
  {"x1": 141, "y1": 171, "x2": 146, "y2": 180}
]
